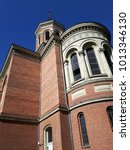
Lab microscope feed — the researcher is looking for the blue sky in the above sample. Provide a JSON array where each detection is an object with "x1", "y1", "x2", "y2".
[{"x1": 0, "y1": 0, "x2": 113, "y2": 70}]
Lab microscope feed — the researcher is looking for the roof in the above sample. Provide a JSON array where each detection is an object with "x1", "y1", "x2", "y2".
[{"x1": 35, "y1": 20, "x2": 65, "y2": 35}]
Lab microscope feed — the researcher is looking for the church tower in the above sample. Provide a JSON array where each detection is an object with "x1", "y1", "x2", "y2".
[
  {"x1": 35, "y1": 20, "x2": 65, "y2": 51},
  {"x1": 34, "y1": 20, "x2": 72, "y2": 150}
]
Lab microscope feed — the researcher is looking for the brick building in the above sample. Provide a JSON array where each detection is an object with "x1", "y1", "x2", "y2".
[{"x1": 0, "y1": 19, "x2": 113, "y2": 150}]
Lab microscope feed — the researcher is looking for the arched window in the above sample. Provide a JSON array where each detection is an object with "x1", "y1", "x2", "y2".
[
  {"x1": 44, "y1": 126, "x2": 53, "y2": 150},
  {"x1": 45, "y1": 31, "x2": 50, "y2": 41},
  {"x1": 71, "y1": 53, "x2": 81, "y2": 81},
  {"x1": 103, "y1": 45, "x2": 113, "y2": 73},
  {"x1": 107, "y1": 106, "x2": 113, "y2": 128},
  {"x1": 78, "y1": 113, "x2": 89, "y2": 147},
  {"x1": 86, "y1": 48, "x2": 101, "y2": 75},
  {"x1": 38, "y1": 34, "x2": 41, "y2": 45}
]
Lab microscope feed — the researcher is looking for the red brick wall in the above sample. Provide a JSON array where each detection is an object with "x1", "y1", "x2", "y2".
[
  {"x1": 59, "y1": 111, "x2": 72, "y2": 150},
  {"x1": 39, "y1": 111, "x2": 71, "y2": 150},
  {"x1": 0, "y1": 121, "x2": 38, "y2": 150},
  {"x1": 40, "y1": 44, "x2": 65, "y2": 115},
  {"x1": 2, "y1": 55, "x2": 40, "y2": 117},
  {"x1": 71, "y1": 101, "x2": 113, "y2": 150}
]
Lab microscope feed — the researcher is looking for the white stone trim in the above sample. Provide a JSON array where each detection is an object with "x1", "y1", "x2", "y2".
[
  {"x1": 71, "y1": 88, "x2": 86, "y2": 100},
  {"x1": 78, "y1": 51, "x2": 89, "y2": 79},
  {"x1": 99, "y1": 48, "x2": 112, "y2": 77},
  {"x1": 69, "y1": 97, "x2": 113, "y2": 111},
  {"x1": 39, "y1": 108, "x2": 59, "y2": 122},
  {"x1": 94, "y1": 84, "x2": 113, "y2": 92},
  {"x1": 64, "y1": 60, "x2": 70, "y2": 89}
]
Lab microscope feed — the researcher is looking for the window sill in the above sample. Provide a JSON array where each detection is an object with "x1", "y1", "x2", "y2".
[
  {"x1": 82, "y1": 145, "x2": 91, "y2": 149},
  {"x1": 89, "y1": 73, "x2": 108, "y2": 78},
  {"x1": 72, "y1": 78, "x2": 85, "y2": 86}
]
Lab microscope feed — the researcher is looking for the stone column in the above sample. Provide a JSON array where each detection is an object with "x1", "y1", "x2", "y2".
[
  {"x1": 64, "y1": 60, "x2": 70, "y2": 89},
  {"x1": 98, "y1": 48, "x2": 112, "y2": 77},
  {"x1": 78, "y1": 51, "x2": 89, "y2": 79}
]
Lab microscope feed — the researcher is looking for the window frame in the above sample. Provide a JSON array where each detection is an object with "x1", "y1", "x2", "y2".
[
  {"x1": 45, "y1": 30, "x2": 50, "y2": 41},
  {"x1": 85, "y1": 47, "x2": 101, "y2": 76},
  {"x1": 78, "y1": 112, "x2": 90, "y2": 148},
  {"x1": 44, "y1": 126, "x2": 53, "y2": 150},
  {"x1": 38, "y1": 34, "x2": 41, "y2": 45},
  {"x1": 70, "y1": 52, "x2": 81, "y2": 82},
  {"x1": 103, "y1": 44, "x2": 113, "y2": 73},
  {"x1": 107, "y1": 106, "x2": 113, "y2": 130}
]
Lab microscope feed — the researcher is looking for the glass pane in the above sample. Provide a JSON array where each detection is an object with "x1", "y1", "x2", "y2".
[
  {"x1": 89, "y1": 57, "x2": 97, "y2": 63},
  {"x1": 71, "y1": 53, "x2": 81, "y2": 81},
  {"x1": 91, "y1": 63, "x2": 99, "y2": 69},
  {"x1": 46, "y1": 127, "x2": 52, "y2": 143},
  {"x1": 87, "y1": 48, "x2": 101, "y2": 75},
  {"x1": 108, "y1": 107, "x2": 113, "y2": 125},
  {"x1": 79, "y1": 114, "x2": 89, "y2": 146},
  {"x1": 71, "y1": 53, "x2": 79, "y2": 70},
  {"x1": 104, "y1": 49, "x2": 113, "y2": 73},
  {"x1": 74, "y1": 69, "x2": 81, "y2": 81},
  {"x1": 92, "y1": 69, "x2": 101, "y2": 75},
  {"x1": 46, "y1": 31, "x2": 50, "y2": 41}
]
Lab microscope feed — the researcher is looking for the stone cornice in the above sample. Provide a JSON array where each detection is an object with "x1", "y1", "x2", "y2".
[
  {"x1": 0, "y1": 35, "x2": 60, "y2": 79},
  {"x1": 12, "y1": 44, "x2": 40, "y2": 61},
  {"x1": 0, "y1": 44, "x2": 40, "y2": 79},
  {"x1": 39, "y1": 104, "x2": 68, "y2": 122},
  {"x1": 0, "y1": 114, "x2": 38, "y2": 124},
  {"x1": 38, "y1": 34, "x2": 61, "y2": 60},
  {"x1": 0, "y1": 104, "x2": 68, "y2": 124},
  {"x1": 35, "y1": 20, "x2": 65, "y2": 35},
  {"x1": 0, "y1": 46, "x2": 12, "y2": 79},
  {"x1": 69, "y1": 96, "x2": 113, "y2": 111},
  {"x1": 60, "y1": 22, "x2": 111, "y2": 43},
  {"x1": 67, "y1": 77, "x2": 113, "y2": 93},
  {"x1": 0, "y1": 97, "x2": 113, "y2": 123}
]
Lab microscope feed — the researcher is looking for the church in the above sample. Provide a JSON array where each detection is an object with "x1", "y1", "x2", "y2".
[{"x1": 0, "y1": 19, "x2": 113, "y2": 150}]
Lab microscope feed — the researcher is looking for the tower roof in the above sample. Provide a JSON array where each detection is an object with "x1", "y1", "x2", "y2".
[{"x1": 35, "y1": 20, "x2": 65, "y2": 35}]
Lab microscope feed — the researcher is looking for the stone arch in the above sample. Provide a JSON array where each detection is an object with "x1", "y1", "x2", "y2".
[{"x1": 64, "y1": 46, "x2": 79, "y2": 60}]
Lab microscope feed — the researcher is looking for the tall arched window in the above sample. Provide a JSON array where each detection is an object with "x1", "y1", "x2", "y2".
[
  {"x1": 107, "y1": 106, "x2": 113, "y2": 128},
  {"x1": 45, "y1": 31, "x2": 50, "y2": 41},
  {"x1": 78, "y1": 113, "x2": 89, "y2": 147},
  {"x1": 86, "y1": 48, "x2": 101, "y2": 75},
  {"x1": 71, "y1": 53, "x2": 81, "y2": 81},
  {"x1": 38, "y1": 34, "x2": 41, "y2": 45},
  {"x1": 44, "y1": 126, "x2": 53, "y2": 150},
  {"x1": 103, "y1": 45, "x2": 113, "y2": 73}
]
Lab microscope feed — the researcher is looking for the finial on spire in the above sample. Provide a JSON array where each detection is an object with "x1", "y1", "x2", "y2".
[{"x1": 48, "y1": 11, "x2": 52, "y2": 20}]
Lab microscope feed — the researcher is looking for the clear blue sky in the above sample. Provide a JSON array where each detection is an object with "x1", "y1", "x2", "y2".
[{"x1": 0, "y1": 0, "x2": 113, "y2": 70}]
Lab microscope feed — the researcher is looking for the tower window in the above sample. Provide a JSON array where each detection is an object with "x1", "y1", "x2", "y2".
[
  {"x1": 104, "y1": 45, "x2": 113, "y2": 73},
  {"x1": 71, "y1": 53, "x2": 81, "y2": 81},
  {"x1": 86, "y1": 48, "x2": 101, "y2": 75},
  {"x1": 45, "y1": 31, "x2": 50, "y2": 41},
  {"x1": 78, "y1": 113, "x2": 89, "y2": 147},
  {"x1": 38, "y1": 34, "x2": 41, "y2": 45},
  {"x1": 107, "y1": 106, "x2": 113, "y2": 128},
  {"x1": 44, "y1": 126, "x2": 53, "y2": 150}
]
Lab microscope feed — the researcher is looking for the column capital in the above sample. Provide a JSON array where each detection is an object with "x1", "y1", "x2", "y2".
[
  {"x1": 99, "y1": 48, "x2": 105, "y2": 53},
  {"x1": 78, "y1": 50, "x2": 85, "y2": 55},
  {"x1": 63, "y1": 60, "x2": 69, "y2": 65}
]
